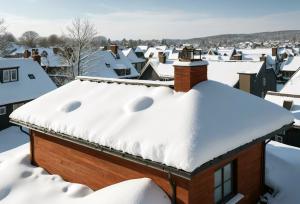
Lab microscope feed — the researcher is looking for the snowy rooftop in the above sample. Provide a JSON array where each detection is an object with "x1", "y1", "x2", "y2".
[
  {"x1": 280, "y1": 56, "x2": 300, "y2": 72},
  {"x1": 10, "y1": 78, "x2": 293, "y2": 172},
  {"x1": 122, "y1": 48, "x2": 145, "y2": 64},
  {"x1": 145, "y1": 59, "x2": 264, "y2": 87},
  {"x1": 265, "y1": 92, "x2": 300, "y2": 127},
  {"x1": 281, "y1": 69, "x2": 300, "y2": 94},
  {"x1": 0, "y1": 58, "x2": 56, "y2": 106},
  {"x1": 81, "y1": 50, "x2": 139, "y2": 79}
]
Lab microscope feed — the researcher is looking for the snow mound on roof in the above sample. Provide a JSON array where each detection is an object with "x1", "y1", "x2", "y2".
[
  {"x1": 0, "y1": 147, "x2": 170, "y2": 204},
  {"x1": 265, "y1": 141, "x2": 300, "y2": 203},
  {"x1": 10, "y1": 79, "x2": 294, "y2": 172}
]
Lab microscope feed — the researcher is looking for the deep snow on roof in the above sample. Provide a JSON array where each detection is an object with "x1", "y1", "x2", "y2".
[
  {"x1": 10, "y1": 79, "x2": 293, "y2": 172},
  {"x1": 238, "y1": 48, "x2": 272, "y2": 61},
  {"x1": 81, "y1": 50, "x2": 139, "y2": 79},
  {"x1": 280, "y1": 56, "x2": 300, "y2": 72},
  {"x1": 265, "y1": 93, "x2": 300, "y2": 127},
  {"x1": 0, "y1": 146, "x2": 170, "y2": 204},
  {"x1": 281, "y1": 69, "x2": 300, "y2": 93},
  {"x1": 145, "y1": 59, "x2": 264, "y2": 87},
  {"x1": 0, "y1": 58, "x2": 56, "y2": 106}
]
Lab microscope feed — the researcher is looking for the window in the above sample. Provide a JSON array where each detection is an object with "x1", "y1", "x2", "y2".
[
  {"x1": 214, "y1": 162, "x2": 235, "y2": 204},
  {"x1": 3, "y1": 70, "x2": 10, "y2": 82},
  {"x1": 2, "y1": 68, "x2": 18, "y2": 83},
  {"x1": 13, "y1": 103, "x2": 25, "y2": 111},
  {"x1": 0, "y1": 106, "x2": 6, "y2": 115},
  {"x1": 28, "y1": 74, "x2": 36, "y2": 79},
  {"x1": 262, "y1": 77, "x2": 266, "y2": 87},
  {"x1": 275, "y1": 135, "x2": 283, "y2": 143},
  {"x1": 10, "y1": 69, "x2": 17, "y2": 81}
]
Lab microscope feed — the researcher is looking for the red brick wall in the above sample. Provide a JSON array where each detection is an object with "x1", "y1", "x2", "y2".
[
  {"x1": 189, "y1": 142, "x2": 264, "y2": 204},
  {"x1": 174, "y1": 65, "x2": 207, "y2": 92}
]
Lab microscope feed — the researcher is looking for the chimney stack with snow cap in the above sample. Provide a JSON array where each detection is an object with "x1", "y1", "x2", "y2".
[
  {"x1": 272, "y1": 47, "x2": 278, "y2": 56},
  {"x1": 173, "y1": 46, "x2": 208, "y2": 92},
  {"x1": 110, "y1": 44, "x2": 118, "y2": 55},
  {"x1": 158, "y1": 52, "x2": 166, "y2": 63}
]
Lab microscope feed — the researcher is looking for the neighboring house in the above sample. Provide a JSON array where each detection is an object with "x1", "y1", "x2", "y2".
[
  {"x1": 82, "y1": 45, "x2": 139, "y2": 79},
  {"x1": 135, "y1": 45, "x2": 148, "y2": 58},
  {"x1": 279, "y1": 56, "x2": 300, "y2": 80},
  {"x1": 9, "y1": 47, "x2": 71, "y2": 86},
  {"x1": 122, "y1": 48, "x2": 146, "y2": 73},
  {"x1": 0, "y1": 58, "x2": 56, "y2": 130},
  {"x1": 140, "y1": 53, "x2": 276, "y2": 97},
  {"x1": 144, "y1": 46, "x2": 167, "y2": 59},
  {"x1": 203, "y1": 48, "x2": 239, "y2": 61},
  {"x1": 11, "y1": 50, "x2": 293, "y2": 204},
  {"x1": 265, "y1": 69, "x2": 300, "y2": 147}
]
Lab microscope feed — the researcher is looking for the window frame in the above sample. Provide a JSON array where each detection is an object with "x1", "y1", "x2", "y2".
[
  {"x1": 0, "y1": 106, "x2": 7, "y2": 115},
  {"x1": 10, "y1": 69, "x2": 18, "y2": 81},
  {"x1": 2, "y1": 69, "x2": 10, "y2": 82},
  {"x1": 214, "y1": 161, "x2": 236, "y2": 204}
]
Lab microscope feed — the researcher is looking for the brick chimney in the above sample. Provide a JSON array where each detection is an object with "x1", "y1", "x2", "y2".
[
  {"x1": 158, "y1": 52, "x2": 166, "y2": 63},
  {"x1": 32, "y1": 49, "x2": 41, "y2": 65},
  {"x1": 272, "y1": 47, "x2": 278, "y2": 56},
  {"x1": 23, "y1": 50, "x2": 31, "y2": 58},
  {"x1": 260, "y1": 54, "x2": 266, "y2": 62},
  {"x1": 173, "y1": 47, "x2": 208, "y2": 92},
  {"x1": 110, "y1": 44, "x2": 118, "y2": 55}
]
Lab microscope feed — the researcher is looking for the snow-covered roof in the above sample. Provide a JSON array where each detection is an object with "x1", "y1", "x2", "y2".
[
  {"x1": 280, "y1": 56, "x2": 300, "y2": 72},
  {"x1": 122, "y1": 48, "x2": 145, "y2": 64},
  {"x1": 144, "y1": 59, "x2": 264, "y2": 87},
  {"x1": 10, "y1": 78, "x2": 293, "y2": 172},
  {"x1": 135, "y1": 46, "x2": 148, "y2": 53},
  {"x1": 0, "y1": 144, "x2": 170, "y2": 204},
  {"x1": 0, "y1": 58, "x2": 56, "y2": 106},
  {"x1": 265, "y1": 93, "x2": 300, "y2": 127},
  {"x1": 238, "y1": 48, "x2": 272, "y2": 61},
  {"x1": 82, "y1": 50, "x2": 140, "y2": 79},
  {"x1": 144, "y1": 46, "x2": 167, "y2": 59},
  {"x1": 11, "y1": 47, "x2": 69, "y2": 68}
]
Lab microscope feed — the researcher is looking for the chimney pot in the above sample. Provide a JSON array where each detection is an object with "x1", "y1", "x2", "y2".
[
  {"x1": 23, "y1": 50, "x2": 31, "y2": 58},
  {"x1": 110, "y1": 44, "x2": 118, "y2": 55},
  {"x1": 158, "y1": 52, "x2": 166, "y2": 63}
]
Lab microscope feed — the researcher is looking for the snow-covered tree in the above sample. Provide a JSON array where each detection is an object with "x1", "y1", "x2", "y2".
[
  {"x1": 61, "y1": 17, "x2": 97, "y2": 78},
  {"x1": 0, "y1": 19, "x2": 8, "y2": 56}
]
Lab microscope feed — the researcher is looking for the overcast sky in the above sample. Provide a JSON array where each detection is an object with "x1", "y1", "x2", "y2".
[{"x1": 1, "y1": 0, "x2": 300, "y2": 40}]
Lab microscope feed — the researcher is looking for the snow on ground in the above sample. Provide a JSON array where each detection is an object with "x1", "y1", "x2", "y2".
[
  {"x1": 0, "y1": 126, "x2": 29, "y2": 153},
  {"x1": 0, "y1": 127, "x2": 170, "y2": 204},
  {"x1": 265, "y1": 141, "x2": 300, "y2": 203}
]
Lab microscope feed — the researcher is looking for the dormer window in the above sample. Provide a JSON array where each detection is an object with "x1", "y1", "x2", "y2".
[{"x1": 1, "y1": 68, "x2": 18, "y2": 83}]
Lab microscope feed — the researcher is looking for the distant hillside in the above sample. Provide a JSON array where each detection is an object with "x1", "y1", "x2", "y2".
[{"x1": 164, "y1": 30, "x2": 300, "y2": 48}]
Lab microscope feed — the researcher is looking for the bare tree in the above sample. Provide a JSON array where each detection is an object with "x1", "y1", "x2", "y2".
[
  {"x1": 62, "y1": 17, "x2": 97, "y2": 78},
  {"x1": 19, "y1": 31, "x2": 39, "y2": 48},
  {"x1": 0, "y1": 19, "x2": 10, "y2": 56}
]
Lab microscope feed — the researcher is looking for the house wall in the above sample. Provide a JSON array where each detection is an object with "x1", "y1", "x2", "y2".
[
  {"x1": 238, "y1": 63, "x2": 277, "y2": 97},
  {"x1": 0, "y1": 101, "x2": 30, "y2": 130},
  {"x1": 189, "y1": 142, "x2": 264, "y2": 204},
  {"x1": 0, "y1": 104, "x2": 13, "y2": 130},
  {"x1": 30, "y1": 130, "x2": 190, "y2": 204},
  {"x1": 30, "y1": 130, "x2": 265, "y2": 204}
]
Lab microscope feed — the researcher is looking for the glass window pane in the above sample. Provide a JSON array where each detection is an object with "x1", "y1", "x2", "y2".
[
  {"x1": 214, "y1": 186, "x2": 222, "y2": 203},
  {"x1": 3, "y1": 70, "x2": 10, "y2": 82},
  {"x1": 10, "y1": 69, "x2": 17, "y2": 81},
  {"x1": 214, "y1": 169, "x2": 222, "y2": 187},
  {"x1": 224, "y1": 163, "x2": 232, "y2": 181},
  {"x1": 224, "y1": 180, "x2": 232, "y2": 197}
]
